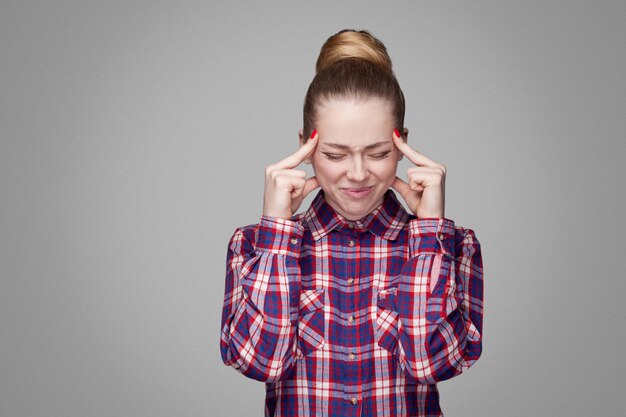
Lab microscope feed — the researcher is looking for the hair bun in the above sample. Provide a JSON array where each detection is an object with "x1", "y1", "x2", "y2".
[
  {"x1": 303, "y1": 29, "x2": 405, "y2": 142},
  {"x1": 315, "y1": 29, "x2": 393, "y2": 75}
]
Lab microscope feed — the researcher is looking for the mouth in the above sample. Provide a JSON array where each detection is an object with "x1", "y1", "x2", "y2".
[{"x1": 341, "y1": 186, "x2": 374, "y2": 199}]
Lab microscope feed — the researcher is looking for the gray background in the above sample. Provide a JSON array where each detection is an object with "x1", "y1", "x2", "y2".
[{"x1": 2, "y1": 1, "x2": 625, "y2": 416}]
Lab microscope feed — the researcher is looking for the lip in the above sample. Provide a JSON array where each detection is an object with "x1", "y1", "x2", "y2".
[{"x1": 341, "y1": 186, "x2": 374, "y2": 199}]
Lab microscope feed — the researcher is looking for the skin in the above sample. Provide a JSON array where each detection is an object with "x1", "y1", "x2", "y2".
[{"x1": 262, "y1": 97, "x2": 446, "y2": 221}]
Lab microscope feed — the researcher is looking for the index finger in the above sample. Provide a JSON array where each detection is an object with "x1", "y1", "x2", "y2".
[
  {"x1": 393, "y1": 129, "x2": 438, "y2": 167},
  {"x1": 274, "y1": 130, "x2": 319, "y2": 169}
]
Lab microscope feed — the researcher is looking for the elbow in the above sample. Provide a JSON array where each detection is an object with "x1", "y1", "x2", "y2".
[
  {"x1": 403, "y1": 357, "x2": 477, "y2": 384},
  {"x1": 246, "y1": 359, "x2": 295, "y2": 383},
  {"x1": 403, "y1": 358, "x2": 456, "y2": 384},
  {"x1": 220, "y1": 313, "x2": 298, "y2": 382},
  {"x1": 403, "y1": 336, "x2": 483, "y2": 384},
  {"x1": 227, "y1": 354, "x2": 295, "y2": 383},
  {"x1": 220, "y1": 337, "x2": 295, "y2": 383}
]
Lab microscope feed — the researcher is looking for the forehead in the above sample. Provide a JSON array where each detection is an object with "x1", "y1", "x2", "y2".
[{"x1": 316, "y1": 97, "x2": 395, "y2": 148}]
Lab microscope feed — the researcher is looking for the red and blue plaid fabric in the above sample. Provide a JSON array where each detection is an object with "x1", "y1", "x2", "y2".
[{"x1": 220, "y1": 189, "x2": 484, "y2": 416}]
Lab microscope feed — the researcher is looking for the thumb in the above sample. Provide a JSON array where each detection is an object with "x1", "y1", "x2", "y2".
[
  {"x1": 301, "y1": 176, "x2": 320, "y2": 199},
  {"x1": 390, "y1": 176, "x2": 411, "y2": 198},
  {"x1": 291, "y1": 176, "x2": 320, "y2": 215},
  {"x1": 391, "y1": 176, "x2": 421, "y2": 214}
]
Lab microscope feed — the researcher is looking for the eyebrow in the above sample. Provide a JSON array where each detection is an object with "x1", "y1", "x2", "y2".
[{"x1": 321, "y1": 141, "x2": 392, "y2": 151}]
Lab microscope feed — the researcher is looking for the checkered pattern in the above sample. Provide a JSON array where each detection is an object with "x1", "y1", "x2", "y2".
[{"x1": 220, "y1": 189, "x2": 483, "y2": 416}]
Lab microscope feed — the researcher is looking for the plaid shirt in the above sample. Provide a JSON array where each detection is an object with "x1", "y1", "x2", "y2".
[{"x1": 220, "y1": 189, "x2": 483, "y2": 417}]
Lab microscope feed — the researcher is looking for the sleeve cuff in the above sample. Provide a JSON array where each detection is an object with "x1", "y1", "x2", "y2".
[
  {"x1": 408, "y1": 218, "x2": 456, "y2": 257},
  {"x1": 255, "y1": 215, "x2": 305, "y2": 257}
]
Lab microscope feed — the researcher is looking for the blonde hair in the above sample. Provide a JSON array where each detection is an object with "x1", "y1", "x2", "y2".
[
  {"x1": 315, "y1": 29, "x2": 393, "y2": 74},
  {"x1": 303, "y1": 29, "x2": 405, "y2": 140}
]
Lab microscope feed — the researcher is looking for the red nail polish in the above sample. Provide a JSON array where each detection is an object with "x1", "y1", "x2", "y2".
[
  {"x1": 309, "y1": 129, "x2": 317, "y2": 139},
  {"x1": 394, "y1": 128, "x2": 401, "y2": 138}
]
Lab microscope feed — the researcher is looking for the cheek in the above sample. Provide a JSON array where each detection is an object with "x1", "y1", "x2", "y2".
[
  {"x1": 312, "y1": 158, "x2": 343, "y2": 182},
  {"x1": 372, "y1": 158, "x2": 398, "y2": 179}
]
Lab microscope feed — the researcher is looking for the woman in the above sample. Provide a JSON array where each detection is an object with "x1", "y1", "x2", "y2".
[{"x1": 220, "y1": 29, "x2": 484, "y2": 417}]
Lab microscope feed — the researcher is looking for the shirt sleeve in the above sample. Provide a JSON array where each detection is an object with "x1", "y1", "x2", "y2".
[
  {"x1": 219, "y1": 215, "x2": 304, "y2": 382},
  {"x1": 378, "y1": 217, "x2": 484, "y2": 384}
]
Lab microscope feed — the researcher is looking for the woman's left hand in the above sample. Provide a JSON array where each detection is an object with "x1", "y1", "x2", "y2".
[{"x1": 390, "y1": 129, "x2": 446, "y2": 219}]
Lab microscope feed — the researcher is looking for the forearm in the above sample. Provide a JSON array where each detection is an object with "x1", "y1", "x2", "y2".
[
  {"x1": 391, "y1": 218, "x2": 484, "y2": 383},
  {"x1": 220, "y1": 216, "x2": 305, "y2": 382}
]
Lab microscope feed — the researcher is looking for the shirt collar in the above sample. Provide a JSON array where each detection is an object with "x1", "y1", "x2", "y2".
[{"x1": 301, "y1": 189, "x2": 410, "y2": 241}]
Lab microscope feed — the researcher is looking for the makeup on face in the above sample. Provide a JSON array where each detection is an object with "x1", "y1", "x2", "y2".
[
  {"x1": 319, "y1": 140, "x2": 394, "y2": 161},
  {"x1": 309, "y1": 98, "x2": 399, "y2": 220}
]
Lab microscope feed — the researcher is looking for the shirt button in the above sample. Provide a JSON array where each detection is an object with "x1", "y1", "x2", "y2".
[
  {"x1": 350, "y1": 397, "x2": 358, "y2": 405},
  {"x1": 347, "y1": 277, "x2": 354, "y2": 284},
  {"x1": 438, "y1": 233, "x2": 444, "y2": 240},
  {"x1": 348, "y1": 315, "x2": 354, "y2": 324},
  {"x1": 348, "y1": 352, "x2": 356, "y2": 360},
  {"x1": 347, "y1": 240, "x2": 356, "y2": 247},
  {"x1": 296, "y1": 352, "x2": 303, "y2": 360},
  {"x1": 290, "y1": 237, "x2": 298, "y2": 245}
]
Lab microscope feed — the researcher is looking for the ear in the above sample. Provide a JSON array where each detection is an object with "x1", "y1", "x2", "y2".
[
  {"x1": 299, "y1": 129, "x2": 312, "y2": 164},
  {"x1": 396, "y1": 127, "x2": 409, "y2": 161}
]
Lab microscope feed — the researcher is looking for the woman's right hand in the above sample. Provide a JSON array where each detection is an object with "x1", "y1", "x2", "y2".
[{"x1": 262, "y1": 130, "x2": 320, "y2": 220}]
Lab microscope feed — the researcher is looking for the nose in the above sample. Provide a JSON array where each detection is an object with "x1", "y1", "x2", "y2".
[{"x1": 346, "y1": 156, "x2": 369, "y2": 182}]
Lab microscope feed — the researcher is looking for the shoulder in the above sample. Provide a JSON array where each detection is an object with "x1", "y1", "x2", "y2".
[
  {"x1": 228, "y1": 213, "x2": 308, "y2": 250},
  {"x1": 403, "y1": 216, "x2": 480, "y2": 249},
  {"x1": 227, "y1": 222, "x2": 260, "y2": 253},
  {"x1": 453, "y1": 225, "x2": 481, "y2": 261},
  {"x1": 454, "y1": 225, "x2": 480, "y2": 244}
]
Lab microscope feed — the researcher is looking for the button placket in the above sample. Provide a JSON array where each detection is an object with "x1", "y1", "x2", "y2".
[{"x1": 341, "y1": 231, "x2": 361, "y2": 409}]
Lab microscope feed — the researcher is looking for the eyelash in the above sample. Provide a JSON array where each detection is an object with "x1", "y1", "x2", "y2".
[
  {"x1": 323, "y1": 152, "x2": 391, "y2": 161},
  {"x1": 371, "y1": 152, "x2": 391, "y2": 160},
  {"x1": 324, "y1": 154, "x2": 344, "y2": 161}
]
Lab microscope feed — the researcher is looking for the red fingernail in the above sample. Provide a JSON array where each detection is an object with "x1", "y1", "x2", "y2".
[
  {"x1": 393, "y1": 128, "x2": 401, "y2": 138},
  {"x1": 309, "y1": 129, "x2": 317, "y2": 139}
]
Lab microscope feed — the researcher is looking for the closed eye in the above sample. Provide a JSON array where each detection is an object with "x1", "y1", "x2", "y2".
[
  {"x1": 370, "y1": 151, "x2": 392, "y2": 160},
  {"x1": 322, "y1": 153, "x2": 345, "y2": 161}
]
